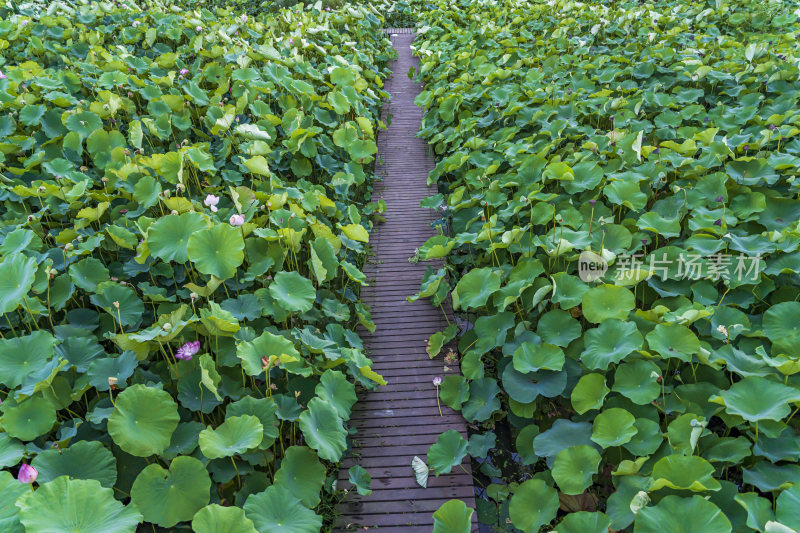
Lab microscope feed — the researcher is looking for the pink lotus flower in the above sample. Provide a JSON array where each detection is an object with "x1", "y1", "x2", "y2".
[
  {"x1": 433, "y1": 376, "x2": 442, "y2": 386},
  {"x1": 18, "y1": 464, "x2": 37, "y2": 484},
  {"x1": 179, "y1": 68, "x2": 189, "y2": 76},
  {"x1": 289, "y1": 38, "x2": 293, "y2": 45},
  {"x1": 204, "y1": 194, "x2": 219, "y2": 212},
  {"x1": 196, "y1": 25, "x2": 202, "y2": 32},
  {"x1": 175, "y1": 340, "x2": 200, "y2": 361},
  {"x1": 229, "y1": 214, "x2": 244, "y2": 226},
  {"x1": 240, "y1": 14, "x2": 248, "y2": 23},
  {"x1": 0, "y1": 70, "x2": 6, "y2": 80},
  {"x1": 132, "y1": 20, "x2": 140, "y2": 27},
  {"x1": 21, "y1": 20, "x2": 29, "y2": 26}
]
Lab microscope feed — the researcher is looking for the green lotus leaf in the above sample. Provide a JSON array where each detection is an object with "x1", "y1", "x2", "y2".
[
  {"x1": 650, "y1": 455, "x2": 722, "y2": 492},
  {"x1": 0, "y1": 254, "x2": 37, "y2": 315},
  {"x1": 571, "y1": 373, "x2": 610, "y2": 414},
  {"x1": 516, "y1": 424, "x2": 540, "y2": 465},
  {"x1": 0, "y1": 433, "x2": 24, "y2": 469},
  {"x1": 462, "y1": 377, "x2": 502, "y2": 421},
  {"x1": 711, "y1": 376, "x2": 800, "y2": 422},
  {"x1": 612, "y1": 359, "x2": 661, "y2": 404},
  {"x1": 65, "y1": 111, "x2": 102, "y2": 138},
  {"x1": 87, "y1": 351, "x2": 138, "y2": 391},
  {"x1": 634, "y1": 495, "x2": 731, "y2": 533},
  {"x1": 537, "y1": 309, "x2": 582, "y2": 347},
  {"x1": 581, "y1": 285, "x2": 635, "y2": 323},
  {"x1": 534, "y1": 420, "x2": 595, "y2": 467},
  {"x1": 513, "y1": 342, "x2": 565, "y2": 373},
  {"x1": 433, "y1": 499, "x2": 474, "y2": 533},
  {"x1": 90, "y1": 281, "x2": 145, "y2": 328},
  {"x1": 623, "y1": 418, "x2": 663, "y2": 456},
  {"x1": 468, "y1": 432, "x2": 496, "y2": 459},
  {"x1": 2, "y1": 396, "x2": 56, "y2": 441},
  {"x1": 226, "y1": 396, "x2": 279, "y2": 449},
  {"x1": 199, "y1": 415, "x2": 264, "y2": 459},
  {"x1": 428, "y1": 429, "x2": 468, "y2": 475},
  {"x1": 187, "y1": 223, "x2": 245, "y2": 280},
  {"x1": 502, "y1": 365, "x2": 567, "y2": 403},
  {"x1": 297, "y1": 398, "x2": 347, "y2": 462},
  {"x1": 591, "y1": 407, "x2": 638, "y2": 448},
  {"x1": 237, "y1": 330, "x2": 299, "y2": 376},
  {"x1": 244, "y1": 486, "x2": 322, "y2": 533},
  {"x1": 581, "y1": 319, "x2": 643, "y2": 370},
  {"x1": 68, "y1": 257, "x2": 110, "y2": 292},
  {"x1": 776, "y1": 483, "x2": 800, "y2": 531},
  {"x1": 268, "y1": 271, "x2": 316, "y2": 313},
  {"x1": 452, "y1": 267, "x2": 502, "y2": 310},
  {"x1": 147, "y1": 212, "x2": 208, "y2": 263},
  {"x1": 192, "y1": 504, "x2": 258, "y2": 533},
  {"x1": 0, "y1": 470, "x2": 28, "y2": 533},
  {"x1": 440, "y1": 375, "x2": 470, "y2": 410},
  {"x1": 646, "y1": 323, "x2": 700, "y2": 361},
  {"x1": 552, "y1": 445, "x2": 601, "y2": 495},
  {"x1": 310, "y1": 237, "x2": 338, "y2": 284},
  {"x1": 0, "y1": 330, "x2": 57, "y2": 389},
  {"x1": 130, "y1": 456, "x2": 211, "y2": 528},
  {"x1": 32, "y1": 440, "x2": 116, "y2": 487},
  {"x1": 763, "y1": 302, "x2": 800, "y2": 355},
  {"x1": 348, "y1": 465, "x2": 372, "y2": 496},
  {"x1": 509, "y1": 479, "x2": 559, "y2": 532},
  {"x1": 274, "y1": 446, "x2": 326, "y2": 507},
  {"x1": 17, "y1": 477, "x2": 142, "y2": 533},
  {"x1": 554, "y1": 512, "x2": 612, "y2": 533},
  {"x1": 315, "y1": 370, "x2": 357, "y2": 421},
  {"x1": 108, "y1": 384, "x2": 179, "y2": 457}
]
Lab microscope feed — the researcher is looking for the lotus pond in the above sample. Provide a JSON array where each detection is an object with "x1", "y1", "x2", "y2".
[
  {"x1": 410, "y1": 0, "x2": 800, "y2": 531},
  {"x1": 0, "y1": 1, "x2": 396, "y2": 531}
]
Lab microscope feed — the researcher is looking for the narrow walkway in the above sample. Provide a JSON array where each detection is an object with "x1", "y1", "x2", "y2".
[{"x1": 336, "y1": 32, "x2": 477, "y2": 532}]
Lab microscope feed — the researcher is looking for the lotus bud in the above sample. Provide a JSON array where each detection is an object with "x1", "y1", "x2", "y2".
[
  {"x1": 80, "y1": 166, "x2": 88, "y2": 172},
  {"x1": 229, "y1": 214, "x2": 245, "y2": 226},
  {"x1": 432, "y1": 376, "x2": 442, "y2": 386},
  {"x1": 170, "y1": 210, "x2": 178, "y2": 215},
  {"x1": 101, "y1": 177, "x2": 108, "y2": 183},
  {"x1": 17, "y1": 464, "x2": 37, "y2": 484},
  {"x1": 65, "y1": 243, "x2": 74, "y2": 251}
]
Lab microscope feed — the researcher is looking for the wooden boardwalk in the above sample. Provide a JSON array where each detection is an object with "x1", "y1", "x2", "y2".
[{"x1": 335, "y1": 32, "x2": 477, "y2": 532}]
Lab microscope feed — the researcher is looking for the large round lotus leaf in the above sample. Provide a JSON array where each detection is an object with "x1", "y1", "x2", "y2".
[
  {"x1": 552, "y1": 445, "x2": 602, "y2": 495},
  {"x1": 199, "y1": 415, "x2": 264, "y2": 459},
  {"x1": 462, "y1": 377, "x2": 501, "y2": 421},
  {"x1": 712, "y1": 376, "x2": 800, "y2": 422},
  {"x1": 612, "y1": 359, "x2": 661, "y2": 404},
  {"x1": 650, "y1": 455, "x2": 722, "y2": 492},
  {"x1": 502, "y1": 365, "x2": 567, "y2": 403},
  {"x1": 32, "y1": 440, "x2": 117, "y2": 487},
  {"x1": 591, "y1": 408, "x2": 638, "y2": 448},
  {"x1": 2, "y1": 396, "x2": 56, "y2": 441},
  {"x1": 0, "y1": 254, "x2": 37, "y2": 315},
  {"x1": 244, "y1": 485, "x2": 322, "y2": 533},
  {"x1": 428, "y1": 430, "x2": 469, "y2": 475},
  {"x1": 90, "y1": 281, "x2": 145, "y2": 327},
  {"x1": 537, "y1": 309, "x2": 582, "y2": 347},
  {"x1": 315, "y1": 370, "x2": 357, "y2": 421},
  {"x1": 433, "y1": 499, "x2": 474, "y2": 533},
  {"x1": 554, "y1": 511, "x2": 612, "y2": 533},
  {"x1": 298, "y1": 397, "x2": 347, "y2": 462},
  {"x1": 0, "y1": 331, "x2": 57, "y2": 389},
  {"x1": 581, "y1": 285, "x2": 635, "y2": 323},
  {"x1": 645, "y1": 323, "x2": 700, "y2": 362},
  {"x1": 452, "y1": 267, "x2": 502, "y2": 310},
  {"x1": 534, "y1": 420, "x2": 595, "y2": 467},
  {"x1": 516, "y1": 424, "x2": 540, "y2": 465},
  {"x1": 623, "y1": 418, "x2": 663, "y2": 456},
  {"x1": 581, "y1": 320, "x2": 643, "y2": 370},
  {"x1": 571, "y1": 373, "x2": 610, "y2": 414},
  {"x1": 634, "y1": 495, "x2": 731, "y2": 533},
  {"x1": 17, "y1": 477, "x2": 142, "y2": 533},
  {"x1": 65, "y1": 110, "x2": 102, "y2": 138},
  {"x1": 130, "y1": 456, "x2": 211, "y2": 528},
  {"x1": 187, "y1": 223, "x2": 245, "y2": 280},
  {"x1": 273, "y1": 446, "x2": 326, "y2": 508},
  {"x1": 108, "y1": 384, "x2": 179, "y2": 457},
  {"x1": 147, "y1": 212, "x2": 208, "y2": 263},
  {"x1": 68, "y1": 257, "x2": 110, "y2": 292},
  {"x1": 513, "y1": 342, "x2": 565, "y2": 373},
  {"x1": 0, "y1": 433, "x2": 24, "y2": 468},
  {"x1": 237, "y1": 330, "x2": 299, "y2": 376},
  {"x1": 226, "y1": 396, "x2": 279, "y2": 448},
  {"x1": 0, "y1": 470, "x2": 27, "y2": 533},
  {"x1": 763, "y1": 302, "x2": 800, "y2": 355},
  {"x1": 509, "y1": 479, "x2": 559, "y2": 532},
  {"x1": 192, "y1": 504, "x2": 258, "y2": 533},
  {"x1": 268, "y1": 271, "x2": 316, "y2": 313},
  {"x1": 440, "y1": 375, "x2": 469, "y2": 410}
]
